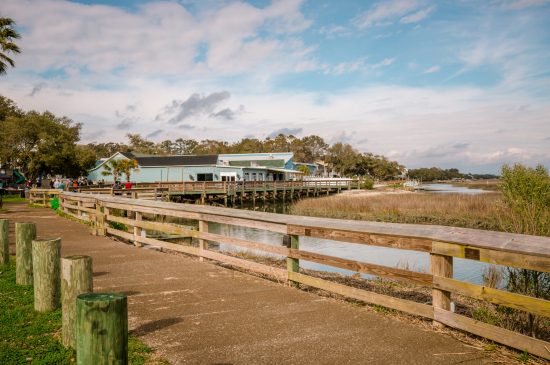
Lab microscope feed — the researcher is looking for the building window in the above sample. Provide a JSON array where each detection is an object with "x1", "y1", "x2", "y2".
[
  {"x1": 197, "y1": 173, "x2": 214, "y2": 181},
  {"x1": 259, "y1": 173, "x2": 263, "y2": 181},
  {"x1": 244, "y1": 172, "x2": 249, "y2": 181},
  {"x1": 252, "y1": 173, "x2": 257, "y2": 181}
]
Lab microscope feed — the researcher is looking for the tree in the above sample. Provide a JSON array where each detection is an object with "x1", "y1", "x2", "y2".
[
  {"x1": 0, "y1": 104, "x2": 90, "y2": 179},
  {"x1": 118, "y1": 159, "x2": 139, "y2": 182},
  {"x1": 296, "y1": 165, "x2": 311, "y2": 176},
  {"x1": 0, "y1": 17, "x2": 21, "y2": 75},
  {"x1": 101, "y1": 159, "x2": 124, "y2": 182}
]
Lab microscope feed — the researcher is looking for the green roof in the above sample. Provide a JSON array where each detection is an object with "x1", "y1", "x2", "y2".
[{"x1": 229, "y1": 159, "x2": 285, "y2": 168}]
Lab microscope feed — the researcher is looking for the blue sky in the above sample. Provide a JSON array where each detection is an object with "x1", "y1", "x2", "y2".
[{"x1": 1, "y1": 0, "x2": 550, "y2": 173}]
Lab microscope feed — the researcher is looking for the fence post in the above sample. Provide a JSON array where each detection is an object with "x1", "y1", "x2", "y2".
[
  {"x1": 76, "y1": 293, "x2": 128, "y2": 365},
  {"x1": 0, "y1": 219, "x2": 8, "y2": 266},
  {"x1": 284, "y1": 234, "x2": 300, "y2": 287},
  {"x1": 430, "y1": 253, "x2": 453, "y2": 328},
  {"x1": 61, "y1": 255, "x2": 93, "y2": 348},
  {"x1": 15, "y1": 222, "x2": 36, "y2": 284},
  {"x1": 32, "y1": 238, "x2": 61, "y2": 312},
  {"x1": 198, "y1": 220, "x2": 208, "y2": 262},
  {"x1": 96, "y1": 200, "x2": 106, "y2": 236},
  {"x1": 133, "y1": 211, "x2": 142, "y2": 247}
]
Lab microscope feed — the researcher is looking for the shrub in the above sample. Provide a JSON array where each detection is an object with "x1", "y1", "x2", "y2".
[{"x1": 497, "y1": 163, "x2": 550, "y2": 339}]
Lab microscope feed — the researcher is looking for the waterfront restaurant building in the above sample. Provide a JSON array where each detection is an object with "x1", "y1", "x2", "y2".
[{"x1": 87, "y1": 152, "x2": 303, "y2": 183}]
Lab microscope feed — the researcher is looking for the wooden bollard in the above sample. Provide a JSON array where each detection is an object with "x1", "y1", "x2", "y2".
[
  {"x1": 76, "y1": 293, "x2": 128, "y2": 365},
  {"x1": 0, "y1": 219, "x2": 8, "y2": 265},
  {"x1": 32, "y1": 238, "x2": 61, "y2": 312},
  {"x1": 62, "y1": 255, "x2": 93, "y2": 349},
  {"x1": 16, "y1": 222, "x2": 37, "y2": 284}
]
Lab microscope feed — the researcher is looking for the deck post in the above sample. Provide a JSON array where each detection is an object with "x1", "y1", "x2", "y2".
[
  {"x1": 61, "y1": 255, "x2": 93, "y2": 348},
  {"x1": 198, "y1": 220, "x2": 208, "y2": 262},
  {"x1": 0, "y1": 219, "x2": 8, "y2": 266},
  {"x1": 285, "y1": 234, "x2": 300, "y2": 287},
  {"x1": 96, "y1": 201, "x2": 106, "y2": 236},
  {"x1": 15, "y1": 222, "x2": 36, "y2": 284},
  {"x1": 32, "y1": 238, "x2": 61, "y2": 312},
  {"x1": 430, "y1": 253, "x2": 453, "y2": 328},
  {"x1": 133, "y1": 211, "x2": 143, "y2": 247}
]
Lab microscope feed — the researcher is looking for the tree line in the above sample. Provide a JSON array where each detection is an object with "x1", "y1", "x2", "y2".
[
  {"x1": 408, "y1": 167, "x2": 499, "y2": 182},
  {"x1": 87, "y1": 133, "x2": 405, "y2": 180}
]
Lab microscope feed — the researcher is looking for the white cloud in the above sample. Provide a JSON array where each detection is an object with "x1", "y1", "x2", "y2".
[
  {"x1": 500, "y1": 0, "x2": 550, "y2": 10},
  {"x1": 400, "y1": 6, "x2": 435, "y2": 24},
  {"x1": 353, "y1": 0, "x2": 433, "y2": 29},
  {"x1": 423, "y1": 65, "x2": 440, "y2": 74},
  {"x1": 2, "y1": 0, "x2": 312, "y2": 76},
  {"x1": 322, "y1": 57, "x2": 395, "y2": 75}
]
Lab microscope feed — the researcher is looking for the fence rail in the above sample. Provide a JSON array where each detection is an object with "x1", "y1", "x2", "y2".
[{"x1": 30, "y1": 189, "x2": 550, "y2": 359}]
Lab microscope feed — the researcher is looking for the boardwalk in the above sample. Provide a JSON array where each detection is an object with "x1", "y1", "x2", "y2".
[{"x1": 2, "y1": 203, "x2": 493, "y2": 364}]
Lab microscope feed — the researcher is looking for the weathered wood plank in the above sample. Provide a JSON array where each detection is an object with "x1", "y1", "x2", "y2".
[
  {"x1": 289, "y1": 249, "x2": 433, "y2": 286},
  {"x1": 433, "y1": 276, "x2": 550, "y2": 318},
  {"x1": 288, "y1": 225, "x2": 432, "y2": 252},
  {"x1": 432, "y1": 241, "x2": 550, "y2": 273},
  {"x1": 288, "y1": 272, "x2": 434, "y2": 319},
  {"x1": 433, "y1": 308, "x2": 550, "y2": 360},
  {"x1": 134, "y1": 235, "x2": 200, "y2": 256},
  {"x1": 201, "y1": 250, "x2": 288, "y2": 281},
  {"x1": 199, "y1": 231, "x2": 289, "y2": 256},
  {"x1": 106, "y1": 215, "x2": 198, "y2": 238}
]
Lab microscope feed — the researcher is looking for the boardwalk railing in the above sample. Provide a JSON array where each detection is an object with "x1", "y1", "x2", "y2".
[
  {"x1": 41, "y1": 191, "x2": 550, "y2": 359},
  {"x1": 28, "y1": 189, "x2": 61, "y2": 207}
]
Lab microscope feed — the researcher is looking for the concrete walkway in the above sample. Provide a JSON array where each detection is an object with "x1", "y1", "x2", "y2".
[{"x1": 1, "y1": 204, "x2": 492, "y2": 364}]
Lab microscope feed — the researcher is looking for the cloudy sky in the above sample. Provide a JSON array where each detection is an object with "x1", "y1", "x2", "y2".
[{"x1": 1, "y1": 0, "x2": 550, "y2": 173}]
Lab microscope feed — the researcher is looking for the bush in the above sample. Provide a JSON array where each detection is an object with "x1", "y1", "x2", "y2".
[
  {"x1": 497, "y1": 163, "x2": 550, "y2": 339},
  {"x1": 360, "y1": 178, "x2": 374, "y2": 190}
]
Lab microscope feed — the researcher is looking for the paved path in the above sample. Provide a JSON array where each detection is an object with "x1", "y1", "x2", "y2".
[{"x1": 1, "y1": 204, "x2": 492, "y2": 364}]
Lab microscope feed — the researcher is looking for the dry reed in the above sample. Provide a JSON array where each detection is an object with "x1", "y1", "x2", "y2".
[{"x1": 290, "y1": 192, "x2": 503, "y2": 231}]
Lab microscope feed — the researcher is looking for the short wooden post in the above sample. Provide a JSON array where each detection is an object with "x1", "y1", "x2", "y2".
[
  {"x1": 0, "y1": 219, "x2": 8, "y2": 265},
  {"x1": 62, "y1": 255, "x2": 93, "y2": 348},
  {"x1": 15, "y1": 222, "x2": 37, "y2": 284},
  {"x1": 133, "y1": 211, "x2": 142, "y2": 247},
  {"x1": 430, "y1": 253, "x2": 453, "y2": 328},
  {"x1": 76, "y1": 293, "x2": 128, "y2": 365},
  {"x1": 284, "y1": 234, "x2": 299, "y2": 287},
  {"x1": 77, "y1": 200, "x2": 83, "y2": 217},
  {"x1": 198, "y1": 220, "x2": 208, "y2": 262},
  {"x1": 32, "y1": 238, "x2": 61, "y2": 312}
]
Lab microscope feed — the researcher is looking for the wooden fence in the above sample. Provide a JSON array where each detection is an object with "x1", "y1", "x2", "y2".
[
  {"x1": 40, "y1": 190, "x2": 550, "y2": 359},
  {"x1": 28, "y1": 189, "x2": 61, "y2": 207}
]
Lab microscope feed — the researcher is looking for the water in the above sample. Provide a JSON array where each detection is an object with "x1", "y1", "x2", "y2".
[
  {"x1": 420, "y1": 183, "x2": 489, "y2": 194},
  {"x1": 207, "y1": 183, "x2": 497, "y2": 285}
]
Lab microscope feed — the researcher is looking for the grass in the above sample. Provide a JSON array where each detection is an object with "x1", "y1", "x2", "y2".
[
  {"x1": 0, "y1": 257, "x2": 166, "y2": 365},
  {"x1": 290, "y1": 191, "x2": 504, "y2": 231},
  {"x1": 0, "y1": 195, "x2": 27, "y2": 204}
]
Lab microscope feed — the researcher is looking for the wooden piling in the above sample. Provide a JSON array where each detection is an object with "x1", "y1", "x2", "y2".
[
  {"x1": 15, "y1": 222, "x2": 36, "y2": 284},
  {"x1": 133, "y1": 211, "x2": 143, "y2": 247},
  {"x1": 0, "y1": 219, "x2": 8, "y2": 265},
  {"x1": 32, "y1": 238, "x2": 61, "y2": 312},
  {"x1": 76, "y1": 293, "x2": 128, "y2": 365},
  {"x1": 430, "y1": 253, "x2": 453, "y2": 328},
  {"x1": 61, "y1": 255, "x2": 93, "y2": 348}
]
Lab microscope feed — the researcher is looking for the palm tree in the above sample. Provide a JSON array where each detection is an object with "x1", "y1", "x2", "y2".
[
  {"x1": 119, "y1": 159, "x2": 139, "y2": 182},
  {"x1": 0, "y1": 17, "x2": 21, "y2": 75},
  {"x1": 101, "y1": 159, "x2": 124, "y2": 183}
]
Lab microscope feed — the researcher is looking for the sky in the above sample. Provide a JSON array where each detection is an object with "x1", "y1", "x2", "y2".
[{"x1": 1, "y1": 0, "x2": 550, "y2": 173}]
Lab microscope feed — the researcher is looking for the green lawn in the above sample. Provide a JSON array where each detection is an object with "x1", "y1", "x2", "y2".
[
  {"x1": 0, "y1": 257, "x2": 166, "y2": 364},
  {"x1": 1, "y1": 195, "x2": 27, "y2": 204}
]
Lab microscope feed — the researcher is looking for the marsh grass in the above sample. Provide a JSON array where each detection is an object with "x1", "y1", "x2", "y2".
[{"x1": 290, "y1": 192, "x2": 503, "y2": 231}]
